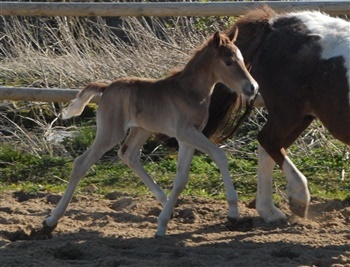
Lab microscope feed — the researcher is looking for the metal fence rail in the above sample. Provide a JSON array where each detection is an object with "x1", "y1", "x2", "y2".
[
  {"x1": 0, "y1": 1, "x2": 349, "y2": 17},
  {"x1": 1, "y1": 1, "x2": 349, "y2": 104}
]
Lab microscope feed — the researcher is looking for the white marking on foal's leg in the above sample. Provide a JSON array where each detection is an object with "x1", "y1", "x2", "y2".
[
  {"x1": 256, "y1": 145, "x2": 287, "y2": 223},
  {"x1": 156, "y1": 143, "x2": 195, "y2": 236},
  {"x1": 282, "y1": 155, "x2": 310, "y2": 218}
]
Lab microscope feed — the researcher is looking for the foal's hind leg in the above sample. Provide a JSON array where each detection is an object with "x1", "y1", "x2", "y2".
[
  {"x1": 45, "y1": 128, "x2": 126, "y2": 228},
  {"x1": 118, "y1": 127, "x2": 168, "y2": 206}
]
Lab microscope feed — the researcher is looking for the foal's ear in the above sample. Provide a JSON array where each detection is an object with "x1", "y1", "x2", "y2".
[
  {"x1": 213, "y1": 31, "x2": 223, "y2": 48},
  {"x1": 231, "y1": 26, "x2": 239, "y2": 43}
]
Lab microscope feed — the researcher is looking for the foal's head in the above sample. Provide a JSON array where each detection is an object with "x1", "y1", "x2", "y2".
[{"x1": 210, "y1": 30, "x2": 258, "y2": 98}]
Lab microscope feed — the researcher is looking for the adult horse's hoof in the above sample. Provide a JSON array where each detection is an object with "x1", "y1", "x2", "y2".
[
  {"x1": 269, "y1": 217, "x2": 288, "y2": 226},
  {"x1": 289, "y1": 197, "x2": 309, "y2": 218}
]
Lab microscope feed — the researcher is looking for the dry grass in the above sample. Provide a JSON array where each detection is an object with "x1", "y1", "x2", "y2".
[
  {"x1": 0, "y1": 15, "x2": 211, "y2": 156},
  {"x1": 0, "y1": 16, "x2": 206, "y2": 88},
  {"x1": 0, "y1": 15, "x2": 348, "y2": 174}
]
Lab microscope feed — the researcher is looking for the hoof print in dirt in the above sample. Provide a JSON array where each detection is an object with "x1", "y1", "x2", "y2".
[
  {"x1": 177, "y1": 208, "x2": 197, "y2": 223},
  {"x1": 226, "y1": 217, "x2": 254, "y2": 232},
  {"x1": 3, "y1": 229, "x2": 30, "y2": 242},
  {"x1": 53, "y1": 243, "x2": 84, "y2": 260},
  {"x1": 3, "y1": 222, "x2": 56, "y2": 242},
  {"x1": 12, "y1": 191, "x2": 45, "y2": 202},
  {"x1": 29, "y1": 228, "x2": 53, "y2": 240},
  {"x1": 26, "y1": 220, "x2": 58, "y2": 239}
]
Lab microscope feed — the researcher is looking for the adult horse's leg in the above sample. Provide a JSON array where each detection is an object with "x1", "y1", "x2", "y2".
[
  {"x1": 156, "y1": 142, "x2": 195, "y2": 236},
  {"x1": 257, "y1": 116, "x2": 314, "y2": 222},
  {"x1": 118, "y1": 127, "x2": 168, "y2": 206},
  {"x1": 256, "y1": 145, "x2": 286, "y2": 223},
  {"x1": 281, "y1": 116, "x2": 315, "y2": 217}
]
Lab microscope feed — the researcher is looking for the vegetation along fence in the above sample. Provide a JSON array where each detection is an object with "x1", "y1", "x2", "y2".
[{"x1": 0, "y1": 1, "x2": 349, "y2": 104}]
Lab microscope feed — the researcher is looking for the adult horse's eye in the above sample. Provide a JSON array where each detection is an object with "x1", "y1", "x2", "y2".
[{"x1": 225, "y1": 61, "x2": 233, "y2": 66}]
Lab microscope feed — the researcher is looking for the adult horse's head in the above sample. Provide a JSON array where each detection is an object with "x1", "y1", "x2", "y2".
[{"x1": 210, "y1": 30, "x2": 258, "y2": 99}]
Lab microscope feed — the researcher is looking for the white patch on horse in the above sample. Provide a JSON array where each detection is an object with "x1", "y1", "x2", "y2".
[
  {"x1": 286, "y1": 11, "x2": 350, "y2": 107},
  {"x1": 236, "y1": 49, "x2": 244, "y2": 62},
  {"x1": 282, "y1": 156, "x2": 310, "y2": 209},
  {"x1": 256, "y1": 145, "x2": 286, "y2": 223}
]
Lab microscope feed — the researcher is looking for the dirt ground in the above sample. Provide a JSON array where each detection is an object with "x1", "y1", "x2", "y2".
[{"x1": 0, "y1": 190, "x2": 349, "y2": 267}]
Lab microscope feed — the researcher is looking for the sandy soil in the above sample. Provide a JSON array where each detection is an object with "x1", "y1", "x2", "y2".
[{"x1": 0, "y1": 190, "x2": 349, "y2": 267}]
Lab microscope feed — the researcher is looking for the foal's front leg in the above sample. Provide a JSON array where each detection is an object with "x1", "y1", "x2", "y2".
[
  {"x1": 156, "y1": 143, "x2": 195, "y2": 236},
  {"x1": 180, "y1": 129, "x2": 239, "y2": 224}
]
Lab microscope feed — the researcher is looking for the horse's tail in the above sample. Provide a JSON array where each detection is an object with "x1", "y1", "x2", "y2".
[{"x1": 61, "y1": 82, "x2": 108, "y2": 120}]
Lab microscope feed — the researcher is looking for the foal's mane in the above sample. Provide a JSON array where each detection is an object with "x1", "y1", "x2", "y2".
[{"x1": 168, "y1": 35, "x2": 219, "y2": 79}]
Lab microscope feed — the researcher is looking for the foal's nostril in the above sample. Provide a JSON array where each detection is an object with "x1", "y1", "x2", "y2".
[
  {"x1": 251, "y1": 84, "x2": 256, "y2": 93},
  {"x1": 251, "y1": 82, "x2": 259, "y2": 94}
]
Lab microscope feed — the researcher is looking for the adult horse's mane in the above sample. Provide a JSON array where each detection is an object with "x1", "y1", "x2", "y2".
[{"x1": 205, "y1": 6, "x2": 277, "y2": 143}]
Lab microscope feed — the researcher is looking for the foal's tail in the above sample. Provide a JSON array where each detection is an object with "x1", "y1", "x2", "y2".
[{"x1": 61, "y1": 82, "x2": 108, "y2": 120}]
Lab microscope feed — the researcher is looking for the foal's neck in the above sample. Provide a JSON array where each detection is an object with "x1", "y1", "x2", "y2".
[{"x1": 177, "y1": 48, "x2": 217, "y2": 97}]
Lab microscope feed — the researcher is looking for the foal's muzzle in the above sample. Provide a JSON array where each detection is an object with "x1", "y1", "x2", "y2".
[{"x1": 243, "y1": 81, "x2": 259, "y2": 98}]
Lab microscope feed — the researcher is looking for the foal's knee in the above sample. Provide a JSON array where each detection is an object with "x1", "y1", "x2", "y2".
[
  {"x1": 70, "y1": 154, "x2": 89, "y2": 180},
  {"x1": 118, "y1": 144, "x2": 136, "y2": 167},
  {"x1": 118, "y1": 145, "x2": 127, "y2": 163}
]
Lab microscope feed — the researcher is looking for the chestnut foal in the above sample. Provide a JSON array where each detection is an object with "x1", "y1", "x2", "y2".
[{"x1": 44, "y1": 31, "x2": 258, "y2": 236}]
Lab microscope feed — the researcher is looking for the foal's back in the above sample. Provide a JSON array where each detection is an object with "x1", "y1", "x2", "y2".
[{"x1": 98, "y1": 75, "x2": 209, "y2": 136}]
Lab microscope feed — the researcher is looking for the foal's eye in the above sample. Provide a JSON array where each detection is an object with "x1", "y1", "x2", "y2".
[{"x1": 225, "y1": 61, "x2": 233, "y2": 66}]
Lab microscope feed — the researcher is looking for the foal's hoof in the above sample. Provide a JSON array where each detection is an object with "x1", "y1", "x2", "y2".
[
  {"x1": 42, "y1": 220, "x2": 58, "y2": 235},
  {"x1": 154, "y1": 231, "x2": 166, "y2": 238},
  {"x1": 289, "y1": 198, "x2": 308, "y2": 218},
  {"x1": 27, "y1": 221, "x2": 57, "y2": 240},
  {"x1": 226, "y1": 216, "x2": 239, "y2": 230}
]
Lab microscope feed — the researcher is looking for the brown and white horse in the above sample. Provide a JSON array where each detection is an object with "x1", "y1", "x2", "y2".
[
  {"x1": 44, "y1": 31, "x2": 258, "y2": 236},
  {"x1": 208, "y1": 6, "x2": 350, "y2": 223}
]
